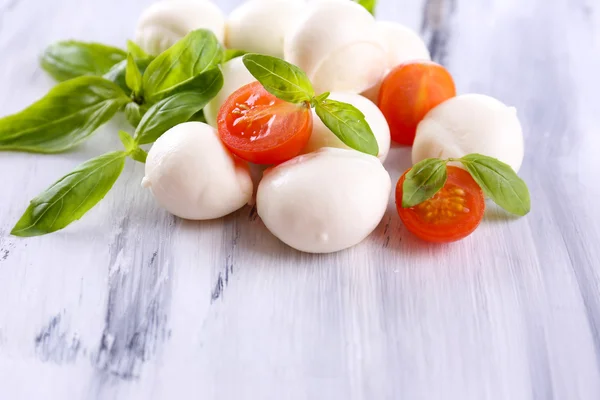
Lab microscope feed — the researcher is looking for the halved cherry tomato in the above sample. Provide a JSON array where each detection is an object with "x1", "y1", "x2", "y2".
[
  {"x1": 395, "y1": 166, "x2": 485, "y2": 243},
  {"x1": 217, "y1": 81, "x2": 313, "y2": 165},
  {"x1": 378, "y1": 61, "x2": 456, "y2": 145}
]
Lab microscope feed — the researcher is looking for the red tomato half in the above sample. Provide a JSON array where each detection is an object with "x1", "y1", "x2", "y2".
[
  {"x1": 217, "y1": 81, "x2": 313, "y2": 165},
  {"x1": 378, "y1": 61, "x2": 456, "y2": 145},
  {"x1": 395, "y1": 166, "x2": 485, "y2": 243}
]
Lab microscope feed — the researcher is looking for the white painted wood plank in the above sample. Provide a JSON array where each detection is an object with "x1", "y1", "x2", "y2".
[{"x1": 0, "y1": 0, "x2": 599, "y2": 399}]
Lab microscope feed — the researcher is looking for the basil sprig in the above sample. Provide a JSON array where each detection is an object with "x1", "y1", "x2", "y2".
[
  {"x1": 1, "y1": 29, "x2": 223, "y2": 154},
  {"x1": 41, "y1": 41, "x2": 127, "y2": 82},
  {"x1": 0, "y1": 76, "x2": 130, "y2": 153},
  {"x1": 242, "y1": 54, "x2": 379, "y2": 157},
  {"x1": 9, "y1": 87, "x2": 192, "y2": 237},
  {"x1": 9, "y1": 31, "x2": 227, "y2": 236},
  {"x1": 401, "y1": 154, "x2": 531, "y2": 216},
  {"x1": 9, "y1": 68, "x2": 222, "y2": 236}
]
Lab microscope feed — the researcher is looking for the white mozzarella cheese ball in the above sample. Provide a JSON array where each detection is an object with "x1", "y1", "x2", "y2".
[
  {"x1": 142, "y1": 122, "x2": 253, "y2": 220},
  {"x1": 303, "y1": 92, "x2": 391, "y2": 162},
  {"x1": 204, "y1": 57, "x2": 257, "y2": 127},
  {"x1": 284, "y1": 0, "x2": 386, "y2": 94},
  {"x1": 226, "y1": 0, "x2": 307, "y2": 58},
  {"x1": 377, "y1": 21, "x2": 430, "y2": 68},
  {"x1": 135, "y1": 0, "x2": 225, "y2": 55},
  {"x1": 257, "y1": 148, "x2": 391, "y2": 253},
  {"x1": 413, "y1": 94, "x2": 525, "y2": 172}
]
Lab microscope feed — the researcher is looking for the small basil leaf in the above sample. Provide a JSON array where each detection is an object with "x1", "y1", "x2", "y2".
[
  {"x1": 104, "y1": 57, "x2": 153, "y2": 94},
  {"x1": 118, "y1": 130, "x2": 147, "y2": 163},
  {"x1": 41, "y1": 40, "x2": 127, "y2": 81},
  {"x1": 126, "y1": 40, "x2": 149, "y2": 60},
  {"x1": 118, "y1": 130, "x2": 135, "y2": 151},
  {"x1": 130, "y1": 147, "x2": 148, "y2": 163},
  {"x1": 125, "y1": 54, "x2": 143, "y2": 95},
  {"x1": 135, "y1": 70, "x2": 223, "y2": 144},
  {"x1": 222, "y1": 49, "x2": 247, "y2": 63},
  {"x1": 314, "y1": 99, "x2": 379, "y2": 156},
  {"x1": 0, "y1": 76, "x2": 130, "y2": 153},
  {"x1": 354, "y1": 0, "x2": 377, "y2": 15},
  {"x1": 311, "y1": 91, "x2": 330, "y2": 107},
  {"x1": 124, "y1": 102, "x2": 142, "y2": 127},
  {"x1": 460, "y1": 154, "x2": 531, "y2": 216},
  {"x1": 242, "y1": 54, "x2": 315, "y2": 104},
  {"x1": 11, "y1": 151, "x2": 127, "y2": 237},
  {"x1": 143, "y1": 29, "x2": 223, "y2": 101},
  {"x1": 401, "y1": 158, "x2": 448, "y2": 208}
]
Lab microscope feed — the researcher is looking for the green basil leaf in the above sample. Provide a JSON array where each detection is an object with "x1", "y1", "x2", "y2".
[
  {"x1": 143, "y1": 29, "x2": 223, "y2": 101},
  {"x1": 242, "y1": 53, "x2": 315, "y2": 104},
  {"x1": 130, "y1": 147, "x2": 148, "y2": 163},
  {"x1": 148, "y1": 66, "x2": 223, "y2": 100},
  {"x1": 314, "y1": 99, "x2": 379, "y2": 156},
  {"x1": 11, "y1": 151, "x2": 127, "y2": 237},
  {"x1": 0, "y1": 76, "x2": 130, "y2": 153},
  {"x1": 118, "y1": 130, "x2": 135, "y2": 151},
  {"x1": 104, "y1": 57, "x2": 153, "y2": 94},
  {"x1": 124, "y1": 102, "x2": 142, "y2": 127},
  {"x1": 460, "y1": 154, "x2": 531, "y2": 216},
  {"x1": 135, "y1": 69, "x2": 223, "y2": 144},
  {"x1": 222, "y1": 49, "x2": 247, "y2": 63},
  {"x1": 126, "y1": 40, "x2": 149, "y2": 60},
  {"x1": 41, "y1": 41, "x2": 127, "y2": 82},
  {"x1": 354, "y1": 0, "x2": 377, "y2": 15},
  {"x1": 401, "y1": 158, "x2": 447, "y2": 208},
  {"x1": 118, "y1": 130, "x2": 147, "y2": 163},
  {"x1": 125, "y1": 54, "x2": 143, "y2": 95}
]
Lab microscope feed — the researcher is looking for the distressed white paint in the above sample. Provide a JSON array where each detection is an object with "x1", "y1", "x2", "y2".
[{"x1": 0, "y1": 0, "x2": 599, "y2": 399}]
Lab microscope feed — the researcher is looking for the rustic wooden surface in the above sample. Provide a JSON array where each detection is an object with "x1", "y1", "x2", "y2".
[{"x1": 1, "y1": 0, "x2": 599, "y2": 399}]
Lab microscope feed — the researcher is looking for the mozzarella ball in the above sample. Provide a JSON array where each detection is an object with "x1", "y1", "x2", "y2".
[
  {"x1": 413, "y1": 94, "x2": 525, "y2": 172},
  {"x1": 257, "y1": 148, "x2": 391, "y2": 253},
  {"x1": 135, "y1": 0, "x2": 225, "y2": 55},
  {"x1": 377, "y1": 21, "x2": 430, "y2": 68},
  {"x1": 226, "y1": 0, "x2": 307, "y2": 58},
  {"x1": 204, "y1": 57, "x2": 257, "y2": 127},
  {"x1": 303, "y1": 92, "x2": 391, "y2": 162},
  {"x1": 284, "y1": 0, "x2": 386, "y2": 94},
  {"x1": 142, "y1": 122, "x2": 253, "y2": 220}
]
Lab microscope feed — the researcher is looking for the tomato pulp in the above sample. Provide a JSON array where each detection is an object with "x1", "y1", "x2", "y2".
[
  {"x1": 217, "y1": 81, "x2": 313, "y2": 165},
  {"x1": 395, "y1": 166, "x2": 485, "y2": 243},
  {"x1": 378, "y1": 61, "x2": 456, "y2": 145}
]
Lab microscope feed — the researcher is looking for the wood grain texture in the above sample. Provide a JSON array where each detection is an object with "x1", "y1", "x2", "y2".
[{"x1": 1, "y1": 0, "x2": 599, "y2": 399}]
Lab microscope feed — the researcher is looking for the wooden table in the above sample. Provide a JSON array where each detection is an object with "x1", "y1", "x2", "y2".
[{"x1": 1, "y1": 0, "x2": 599, "y2": 398}]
